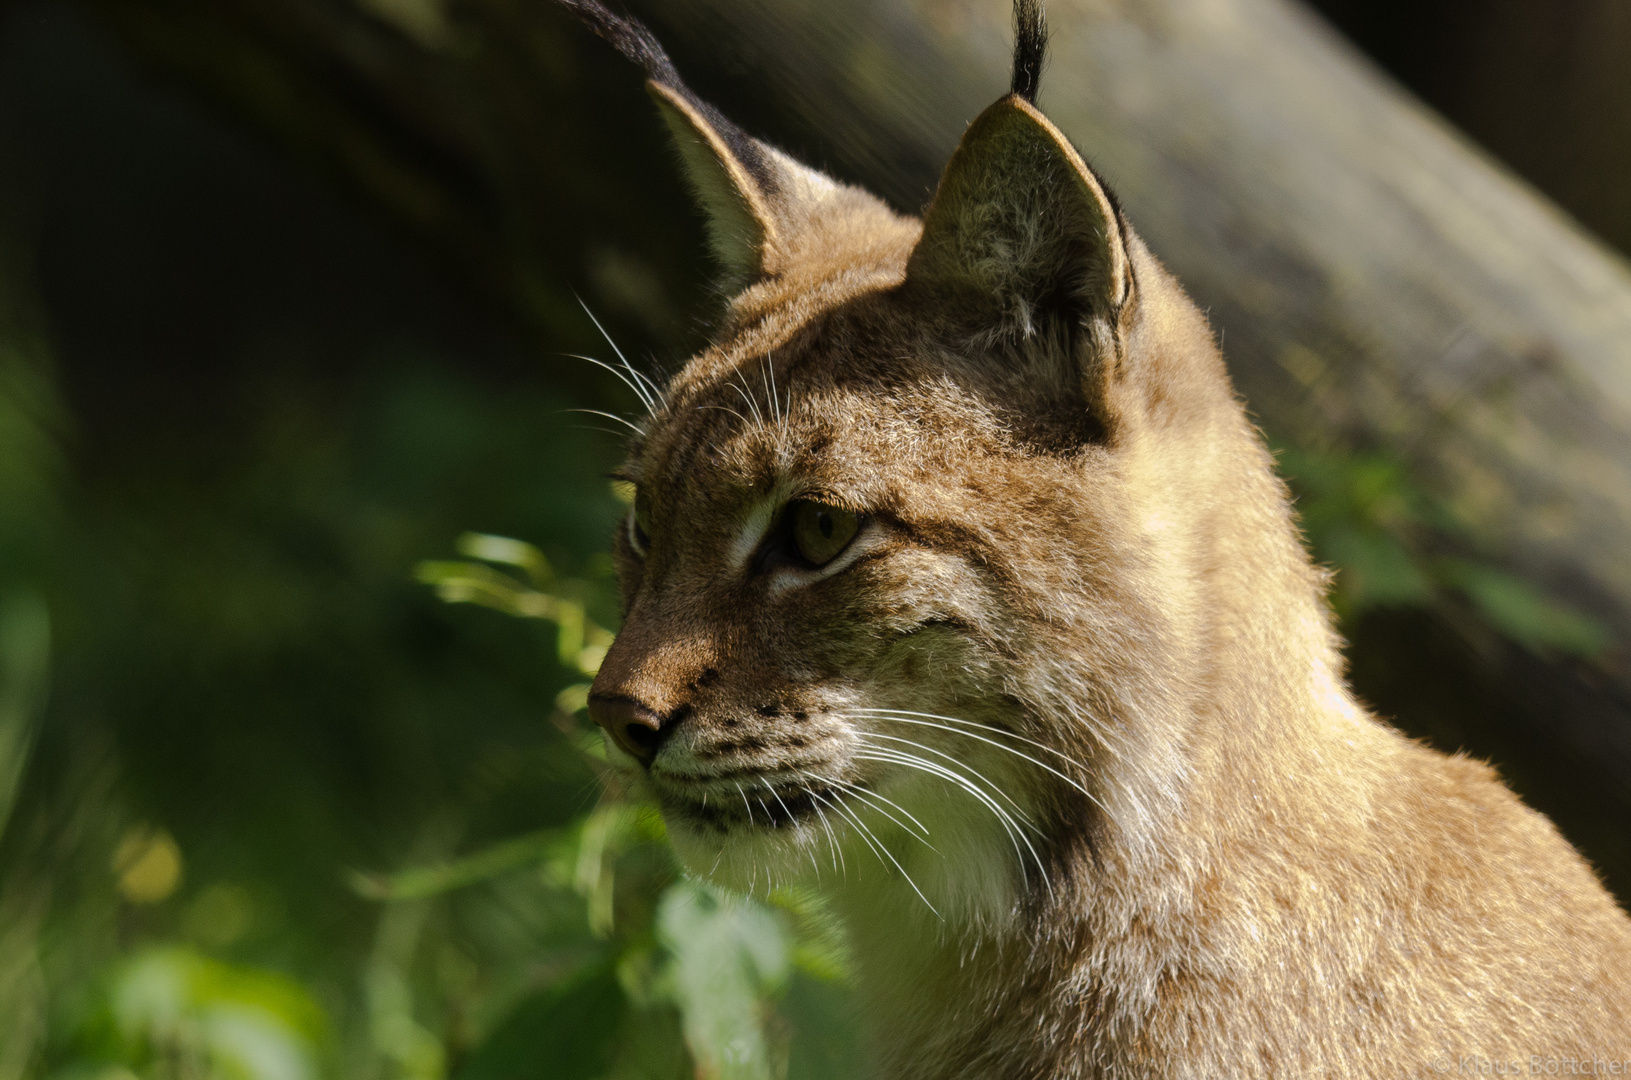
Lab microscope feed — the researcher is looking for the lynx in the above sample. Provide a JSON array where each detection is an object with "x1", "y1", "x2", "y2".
[{"x1": 561, "y1": 1, "x2": 1631, "y2": 1075}]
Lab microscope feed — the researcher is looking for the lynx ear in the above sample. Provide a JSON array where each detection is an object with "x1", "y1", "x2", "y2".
[
  {"x1": 554, "y1": 0, "x2": 851, "y2": 289},
  {"x1": 648, "y1": 83, "x2": 776, "y2": 286},
  {"x1": 648, "y1": 82, "x2": 847, "y2": 290},
  {"x1": 905, "y1": 94, "x2": 1129, "y2": 358},
  {"x1": 558, "y1": 1, "x2": 895, "y2": 292}
]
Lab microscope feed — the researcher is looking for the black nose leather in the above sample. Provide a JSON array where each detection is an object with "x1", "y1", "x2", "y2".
[{"x1": 587, "y1": 694, "x2": 670, "y2": 764}]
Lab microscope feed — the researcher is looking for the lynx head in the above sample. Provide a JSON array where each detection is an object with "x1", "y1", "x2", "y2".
[{"x1": 571, "y1": 0, "x2": 1324, "y2": 926}]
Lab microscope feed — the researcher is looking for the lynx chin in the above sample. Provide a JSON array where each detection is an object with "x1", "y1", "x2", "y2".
[{"x1": 558, "y1": 1, "x2": 1631, "y2": 1075}]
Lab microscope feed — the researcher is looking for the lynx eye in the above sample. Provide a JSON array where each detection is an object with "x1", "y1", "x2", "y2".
[
  {"x1": 790, "y1": 500, "x2": 858, "y2": 566},
  {"x1": 629, "y1": 488, "x2": 653, "y2": 557}
]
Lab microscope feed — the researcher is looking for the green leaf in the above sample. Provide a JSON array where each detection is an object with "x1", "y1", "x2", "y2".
[
  {"x1": 1322, "y1": 526, "x2": 1433, "y2": 612},
  {"x1": 109, "y1": 947, "x2": 327, "y2": 1080},
  {"x1": 349, "y1": 827, "x2": 566, "y2": 901},
  {"x1": 657, "y1": 881, "x2": 791, "y2": 1080},
  {"x1": 1437, "y1": 559, "x2": 1610, "y2": 657},
  {"x1": 455, "y1": 532, "x2": 556, "y2": 590}
]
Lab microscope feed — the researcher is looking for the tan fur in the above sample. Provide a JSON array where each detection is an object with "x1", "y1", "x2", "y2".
[{"x1": 584, "y1": 46, "x2": 1631, "y2": 1080}]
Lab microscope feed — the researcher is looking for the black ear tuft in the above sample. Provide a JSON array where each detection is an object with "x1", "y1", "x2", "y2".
[
  {"x1": 557, "y1": 0, "x2": 909, "y2": 291},
  {"x1": 1011, "y1": 0, "x2": 1048, "y2": 102},
  {"x1": 555, "y1": 0, "x2": 683, "y2": 90},
  {"x1": 555, "y1": 1, "x2": 771, "y2": 181}
]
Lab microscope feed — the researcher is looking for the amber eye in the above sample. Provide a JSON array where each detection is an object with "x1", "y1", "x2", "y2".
[
  {"x1": 629, "y1": 488, "x2": 653, "y2": 557},
  {"x1": 790, "y1": 500, "x2": 859, "y2": 566}
]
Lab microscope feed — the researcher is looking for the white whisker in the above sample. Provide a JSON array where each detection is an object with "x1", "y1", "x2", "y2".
[
  {"x1": 570, "y1": 424, "x2": 634, "y2": 440},
  {"x1": 628, "y1": 367, "x2": 665, "y2": 408},
  {"x1": 852, "y1": 730, "x2": 1037, "y2": 826},
  {"x1": 764, "y1": 781, "x2": 824, "y2": 881},
  {"x1": 853, "y1": 744, "x2": 1052, "y2": 896},
  {"x1": 855, "y1": 705, "x2": 1124, "y2": 764},
  {"x1": 563, "y1": 407, "x2": 645, "y2": 435},
  {"x1": 566, "y1": 353, "x2": 656, "y2": 412},
  {"x1": 728, "y1": 379, "x2": 766, "y2": 431},
  {"x1": 815, "y1": 787, "x2": 941, "y2": 919},
  {"x1": 575, "y1": 296, "x2": 665, "y2": 412},
  {"x1": 805, "y1": 770, "x2": 934, "y2": 846},
  {"x1": 854, "y1": 753, "x2": 1030, "y2": 887},
  {"x1": 809, "y1": 788, "x2": 883, "y2": 864},
  {"x1": 809, "y1": 796, "x2": 846, "y2": 876},
  {"x1": 761, "y1": 352, "x2": 789, "y2": 448},
  {"x1": 857, "y1": 711, "x2": 1109, "y2": 815},
  {"x1": 697, "y1": 404, "x2": 755, "y2": 430}
]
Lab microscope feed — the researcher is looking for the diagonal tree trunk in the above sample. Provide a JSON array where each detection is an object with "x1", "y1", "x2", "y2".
[{"x1": 61, "y1": 0, "x2": 1631, "y2": 892}]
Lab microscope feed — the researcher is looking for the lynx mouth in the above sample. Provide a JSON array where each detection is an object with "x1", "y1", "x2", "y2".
[{"x1": 658, "y1": 780, "x2": 841, "y2": 832}]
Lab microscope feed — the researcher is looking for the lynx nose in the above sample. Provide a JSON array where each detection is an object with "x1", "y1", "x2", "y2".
[{"x1": 587, "y1": 694, "x2": 671, "y2": 765}]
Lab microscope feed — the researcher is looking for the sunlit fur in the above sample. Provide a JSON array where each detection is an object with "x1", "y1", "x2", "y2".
[{"x1": 578, "y1": 14, "x2": 1631, "y2": 1080}]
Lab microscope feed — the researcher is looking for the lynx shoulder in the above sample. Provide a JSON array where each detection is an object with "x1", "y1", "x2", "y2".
[{"x1": 560, "y1": 1, "x2": 1631, "y2": 1075}]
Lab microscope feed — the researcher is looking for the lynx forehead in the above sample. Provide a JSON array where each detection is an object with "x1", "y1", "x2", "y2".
[{"x1": 561, "y1": 1, "x2": 1631, "y2": 1076}]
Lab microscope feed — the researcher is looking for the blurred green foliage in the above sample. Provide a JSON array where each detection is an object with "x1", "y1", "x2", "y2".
[
  {"x1": 0, "y1": 216, "x2": 863, "y2": 1074},
  {"x1": 1276, "y1": 442, "x2": 1608, "y2": 657}
]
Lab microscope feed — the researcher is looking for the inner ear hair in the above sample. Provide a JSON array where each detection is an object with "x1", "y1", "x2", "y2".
[
  {"x1": 648, "y1": 83, "x2": 780, "y2": 287},
  {"x1": 905, "y1": 95, "x2": 1130, "y2": 341}
]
